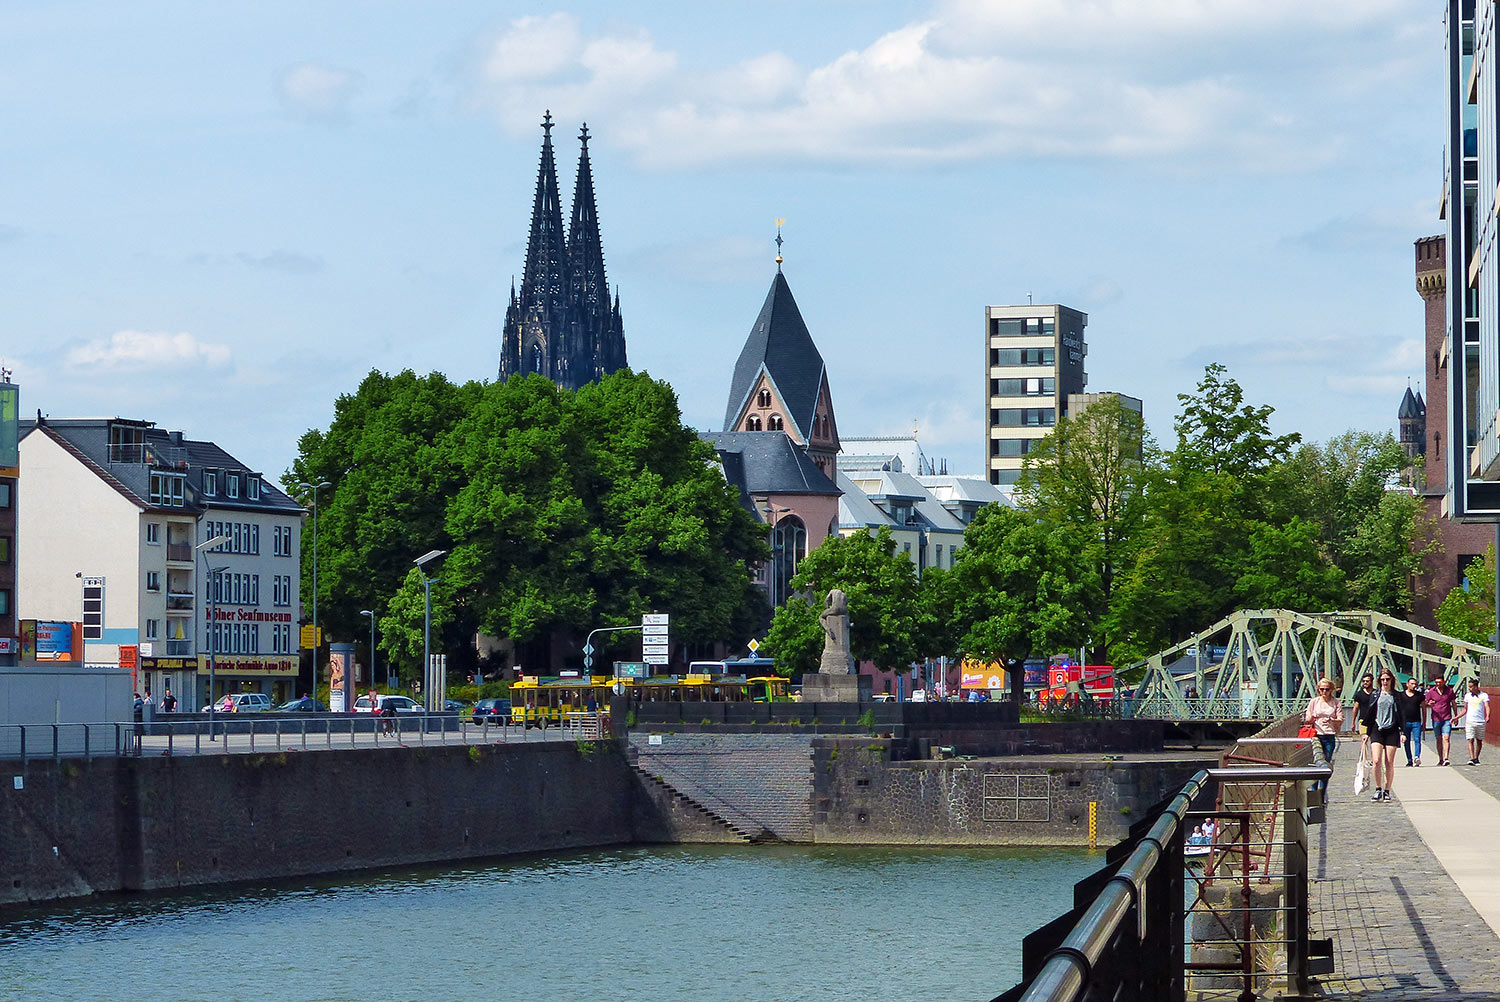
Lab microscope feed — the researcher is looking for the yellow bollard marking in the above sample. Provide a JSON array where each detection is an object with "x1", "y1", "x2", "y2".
[{"x1": 1089, "y1": 800, "x2": 1098, "y2": 851}]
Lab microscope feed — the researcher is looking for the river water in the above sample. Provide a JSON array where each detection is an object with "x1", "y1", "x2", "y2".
[{"x1": 0, "y1": 844, "x2": 1098, "y2": 1002}]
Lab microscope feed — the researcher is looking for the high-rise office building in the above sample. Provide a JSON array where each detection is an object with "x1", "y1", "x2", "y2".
[
  {"x1": 983, "y1": 304, "x2": 1088, "y2": 487},
  {"x1": 1443, "y1": 0, "x2": 1500, "y2": 516}
]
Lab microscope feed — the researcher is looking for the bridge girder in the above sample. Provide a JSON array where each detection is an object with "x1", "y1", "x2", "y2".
[{"x1": 1131, "y1": 609, "x2": 1490, "y2": 721}]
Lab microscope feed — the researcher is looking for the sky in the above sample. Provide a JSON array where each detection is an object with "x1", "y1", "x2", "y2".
[{"x1": 0, "y1": 0, "x2": 1447, "y2": 487}]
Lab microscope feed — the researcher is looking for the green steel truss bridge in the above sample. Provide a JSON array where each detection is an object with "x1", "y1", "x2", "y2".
[{"x1": 1130, "y1": 608, "x2": 1495, "y2": 721}]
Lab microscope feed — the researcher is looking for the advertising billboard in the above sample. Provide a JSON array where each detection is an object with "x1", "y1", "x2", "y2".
[
  {"x1": 19, "y1": 620, "x2": 83, "y2": 662},
  {"x1": 960, "y1": 658, "x2": 1007, "y2": 690}
]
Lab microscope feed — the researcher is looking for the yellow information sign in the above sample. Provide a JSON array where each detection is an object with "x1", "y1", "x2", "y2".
[{"x1": 299, "y1": 624, "x2": 322, "y2": 649}]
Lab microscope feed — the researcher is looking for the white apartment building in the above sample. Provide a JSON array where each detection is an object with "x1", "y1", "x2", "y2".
[{"x1": 17, "y1": 418, "x2": 302, "y2": 706}]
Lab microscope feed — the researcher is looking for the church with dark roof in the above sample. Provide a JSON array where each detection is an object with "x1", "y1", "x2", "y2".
[
  {"x1": 498, "y1": 112, "x2": 626, "y2": 391},
  {"x1": 703, "y1": 243, "x2": 844, "y2": 608}
]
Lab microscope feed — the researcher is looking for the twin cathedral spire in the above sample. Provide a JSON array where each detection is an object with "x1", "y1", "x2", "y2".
[{"x1": 499, "y1": 111, "x2": 626, "y2": 390}]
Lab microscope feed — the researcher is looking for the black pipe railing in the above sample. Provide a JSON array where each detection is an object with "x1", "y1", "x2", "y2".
[{"x1": 995, "y1": 762, "x2": 1330, "y2": 1002}]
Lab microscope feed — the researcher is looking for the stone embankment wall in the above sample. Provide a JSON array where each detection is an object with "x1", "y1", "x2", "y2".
[
  {"x1": 811, "y1": 738, "x2": 1215, "y2": 847},
  {"x1": 0, "y1": 742, "x2": 646, "y2": 907}
]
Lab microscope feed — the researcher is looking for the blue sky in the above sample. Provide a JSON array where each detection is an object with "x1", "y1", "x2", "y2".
[{"x1": 1, "y1": 1, "x2": 1443, "y2": 485}]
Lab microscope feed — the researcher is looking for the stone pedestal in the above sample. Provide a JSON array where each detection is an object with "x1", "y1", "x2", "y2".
[{"x1": 802, "y1": 672, "x2": 872, "y2": 703}]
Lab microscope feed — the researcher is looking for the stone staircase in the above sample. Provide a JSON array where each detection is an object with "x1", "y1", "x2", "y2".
[{"x1": 627, "y1": 733, "x2": 816, "y2": 843}]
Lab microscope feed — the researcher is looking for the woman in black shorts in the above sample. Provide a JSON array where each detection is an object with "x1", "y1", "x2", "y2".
[{"x1": 1369, "y1": 669, "x2": 1402, "y2": 801}]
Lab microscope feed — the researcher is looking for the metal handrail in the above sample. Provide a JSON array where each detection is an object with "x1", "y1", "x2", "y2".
[
  {"x1": 0, "y1": 712, "x2": 610, "y2": 764},
  {"x1": 1013, "y1": 763, "x2": 1330, "y2": 1002}
]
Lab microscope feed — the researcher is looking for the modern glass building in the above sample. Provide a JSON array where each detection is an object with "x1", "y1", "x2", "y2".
[
  {"x1": 983, "y1": 304, "x2": 1088, "y2": 488},
  {"x1": 1444, "y1": 0, "x2": 1500, "y2": 516}
]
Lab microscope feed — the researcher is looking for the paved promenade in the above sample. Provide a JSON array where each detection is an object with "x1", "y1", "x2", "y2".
[{"x1": 1310, "y1": 735, "x2": 1500, "y2": 1000}]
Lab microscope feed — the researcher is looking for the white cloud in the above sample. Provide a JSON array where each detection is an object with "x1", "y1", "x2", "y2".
[
  {"x1": 278, "y1": 63, "x2": 360, "y2": 123},
  {"x1": 1190, "y1": 334, "x2": 1423, "y2": 398},
  {"x1": 468, "y1": 3, "x2": 1421, "y2": 169},
  {"x1": 65, "y1": 331, "x2": 232, "y2": 372}
]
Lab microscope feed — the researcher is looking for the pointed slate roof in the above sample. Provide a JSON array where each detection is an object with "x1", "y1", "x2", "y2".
[
  {"x1": 1398, "y1": 387, "x2": 1423, "y2": 420},
  {"x1": 723, "y1": 272, "x2": 827, "y2": 440}
]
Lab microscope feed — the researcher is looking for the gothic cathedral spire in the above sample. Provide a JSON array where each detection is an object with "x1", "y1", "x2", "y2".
[{"x1": 499, "y1": 113, "x2": 627, "y2": 389}]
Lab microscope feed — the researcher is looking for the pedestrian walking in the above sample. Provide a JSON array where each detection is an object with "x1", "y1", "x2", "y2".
[
  {"x1": 1352, "y1": 672, "x2": 1377, "y2": 762},
  {"x1": 1368, "y1": 669, "x2": 1401, "y2": 801},
  {"x1": 1426, "y1": 674, "x2": 1456, "y2": 765},
  {"x1": 1302, "y1": 677, "x2": 1344, "y2": 796},
  {"x1": 1459, "y1": 678, "x2": 1490, "y2": 766},
  {"x1": 160, "y1": 687, "x2": 177, "y2": 713},
  {"x1": 1397, "y1": 676, "x2": 1426, "y2": 767}
]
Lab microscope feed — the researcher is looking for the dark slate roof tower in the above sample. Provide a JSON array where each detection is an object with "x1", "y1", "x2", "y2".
[
  {"x1": 499, "y1": 112, "x2": 627, "y2": 390},
  {"x1": 723, "y1": 258, "x2": 841, "y2": 480}
]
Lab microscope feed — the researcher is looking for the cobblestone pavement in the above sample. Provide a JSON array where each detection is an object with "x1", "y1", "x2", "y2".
[{"x1": 1309, "y1": 736, "x2": 1500, "y2": 1000}]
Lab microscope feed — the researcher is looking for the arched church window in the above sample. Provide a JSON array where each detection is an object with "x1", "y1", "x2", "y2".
[
  {"x1": 530, "y1": 344, "x2": 545, "y2": 374},
  {"x1": 746, "y1": 415, "x2": 762, "y2": 431},
  {"x1": 768, "y1": 414, "x2": 783, "y2": 431},
  {"x1": 758, "y1": 389, "x2": 772, "y2": 408}
]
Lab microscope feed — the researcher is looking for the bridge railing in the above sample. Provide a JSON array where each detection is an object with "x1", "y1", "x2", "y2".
[
  {"x1": 1129, "y1": 695, "x2": 1309, "y2": 722},
  {"x1": 996, "y1": 731, "x2": 1330, "y2": 1001},
  {"x1": 0, "y1": 712, "x2": 612, "y2": 764}
]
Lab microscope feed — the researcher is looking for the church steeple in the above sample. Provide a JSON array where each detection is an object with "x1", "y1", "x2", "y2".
[{"x1": 500, "y1": 113, "x2": 626, "y2": 388}]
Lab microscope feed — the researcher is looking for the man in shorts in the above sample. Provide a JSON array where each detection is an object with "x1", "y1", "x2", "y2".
[
  {"x1": 1427, "y1": 674, "x2": 1456, "y2": 766},
  {"x1": 1460, "y1": 678, "x2": 1490, "y2": 766}
]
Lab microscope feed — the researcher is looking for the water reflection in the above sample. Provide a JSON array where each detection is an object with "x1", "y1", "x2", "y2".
[{"x1": 0, "y1": 844, "x2": 1098, "y2": 1002}]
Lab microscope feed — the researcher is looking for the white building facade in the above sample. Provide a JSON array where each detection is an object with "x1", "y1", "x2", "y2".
[{"x1": 17, "y1": 418, "x2": 302, "y2": 706}]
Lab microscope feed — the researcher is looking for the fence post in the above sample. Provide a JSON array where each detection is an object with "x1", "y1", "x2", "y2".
[{"x1": 1283, "y1": 778, "x2": 1310, "y2": 996}]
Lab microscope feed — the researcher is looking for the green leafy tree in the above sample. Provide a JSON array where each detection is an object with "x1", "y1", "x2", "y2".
[
  {"x1": 1436, "y1": 545, "x2": 1497, "y2": 645},
  {"x1": 764, "y1": 527, "x2": 925, "y2": 676},
  {"x1": 377, "y1": 567, "x2": 456, "y2": 672},
  {"x1": 290, "y1": 369, "x2": 769, "y2": 672},
  {"x1": 1173, "y1": 362, "x2": 1301, "y2": 486},
  {"x1": 941, "y1": 506, "x2": 1096, "y2": 699},
  {"x1": 1232, "y1": 518, "x2": 1346, "y2": 611},
  {"x1": 764, "y1": 596, "x2": 822, "y2": 678},
  {"x1": 1343, "y1": 491, "x2": 1437, "y2": 616},
  {"x1": 1015, "y1": 394, "x2": 1154, "y2": 659}
]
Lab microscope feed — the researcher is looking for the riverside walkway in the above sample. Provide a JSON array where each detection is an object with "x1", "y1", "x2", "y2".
[{"x1": 1311, "y1": 737, "x2": 1500, "y2": 1000}]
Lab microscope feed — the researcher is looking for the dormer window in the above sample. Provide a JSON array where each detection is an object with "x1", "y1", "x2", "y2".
[
  {"x1": 248, "y1": 476, "x2": 261, "y2": 501},
  {"x1": 227, "y1": 474, "x2": 239, "y2": 499},
  {"x1": 758, "y1": 389, "x2": 772, "y2": 408},
  {"x1": 204, "y1": 471, "x2": 217, "y2": 497}
]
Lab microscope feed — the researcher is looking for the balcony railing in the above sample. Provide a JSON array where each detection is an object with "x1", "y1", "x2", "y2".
[
  {"x1": 166, "y1": 543, "x2": 193, "y2": 562},
  {"x1": 165, "y1": 593, "x2": 194, "y2": 612}
]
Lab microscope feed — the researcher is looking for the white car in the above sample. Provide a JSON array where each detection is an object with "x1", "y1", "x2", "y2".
[
  {"x1": 353, "y1": 694, "x2": 425, "y2": 714},
  {"x1": 203, "y1": 692, "x2": 272, "y2": 713}
]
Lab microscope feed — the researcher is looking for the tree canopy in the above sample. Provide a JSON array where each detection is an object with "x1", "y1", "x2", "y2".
[{"x1": 288, "y1": 369, "x2": 768, "y2": 675}]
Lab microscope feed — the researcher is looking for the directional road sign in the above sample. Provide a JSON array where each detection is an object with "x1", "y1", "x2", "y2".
[
  {"x1": 642, "y1": 624, "x2": 669, "y2": 637},
  {"x1": 643, "y1": 654, "x2": 670, "y2": 665},
  {"x1": 641, "y1": 613, "x2": 669, "y2": 626},
  {"x1": 643, "y1": 644, "x2": 670, "y2": 657}
]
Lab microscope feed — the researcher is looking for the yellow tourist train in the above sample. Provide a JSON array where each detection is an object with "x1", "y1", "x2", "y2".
[{"x1": 509, "y1": 661, "x2": 789, "y2": 726}]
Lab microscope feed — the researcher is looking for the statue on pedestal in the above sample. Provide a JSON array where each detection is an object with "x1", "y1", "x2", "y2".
[{"x1": 818, "y1": 588, "x2": 854, "y2": 675}]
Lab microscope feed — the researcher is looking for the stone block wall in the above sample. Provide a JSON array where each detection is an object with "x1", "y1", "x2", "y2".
[{"x1": 810, "y1": 738, "x2": 1214, "y2": 847}]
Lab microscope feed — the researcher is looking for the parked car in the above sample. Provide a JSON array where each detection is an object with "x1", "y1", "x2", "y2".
[
  {"x1": 277, "y1": 696, "x2": 328, "y2": 713},
  {"x1": 203, "y1": 692, "x2": 272, "y2": 713},
  {"x1": 353, "y1": 694, "x2": 425, "y2": 714},
  {"x1": 472, "y1": 698, "x2": 513, "y2": 725},
  {"x1": 443, "y1": 699, "x2": 471, "y2": 714}
]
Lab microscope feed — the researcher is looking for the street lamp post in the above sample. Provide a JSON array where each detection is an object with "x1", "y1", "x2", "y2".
[
  {"x1": 196, "y1": 533, "x2": 232, "y2": 740},
  {"x1": 360, "y1": 609, "x2": 376, "y2": 695},
  {"x1": 298, "y1": 480, "x2": 332, "y2": 700},
  {"x1": 415, "y1": 549, "x2": 446, "y2": 713}
]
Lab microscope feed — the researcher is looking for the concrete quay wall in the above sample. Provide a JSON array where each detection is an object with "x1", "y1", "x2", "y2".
[
  {"x1": 810, "y1": 739, "x2": 1215, "y2": 847},
  {"x1": 0, "y1": 741, "x2": 643, "y2": 907}
]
